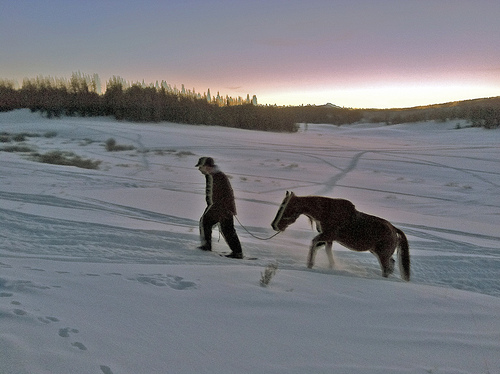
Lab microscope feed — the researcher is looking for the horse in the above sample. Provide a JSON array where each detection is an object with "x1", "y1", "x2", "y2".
[{"x1": 271, "y1": 191, "x2": 410, "y2": 281}]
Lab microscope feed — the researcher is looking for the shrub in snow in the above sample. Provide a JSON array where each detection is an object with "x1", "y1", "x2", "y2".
[
  {"x1": 105, "y1": 138, "x2": 135, "y2": 152},
  {"x1": 32, "y1": 150, "x2": 101, "y2": 169},
  {"x1": 260, "y1": 263, "x2": 278, "y2": 287}
]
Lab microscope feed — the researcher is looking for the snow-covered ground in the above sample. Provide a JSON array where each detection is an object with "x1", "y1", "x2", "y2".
[{"x1": 1, "y1": 109, "x2": 499, "y2": 374}]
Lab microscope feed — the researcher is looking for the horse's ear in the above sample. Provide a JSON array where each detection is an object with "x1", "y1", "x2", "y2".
[{"x1": 285, "y1": 191, "x2": 290, "y2": 197}]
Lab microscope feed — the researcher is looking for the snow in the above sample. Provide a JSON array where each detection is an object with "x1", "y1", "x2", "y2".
[{"x1": 1, "y1": 110, "x2": 499, "y2": 374}]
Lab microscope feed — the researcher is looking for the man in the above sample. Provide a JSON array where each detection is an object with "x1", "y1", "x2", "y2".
[{"x1": 196, "y1": 157, "x2": 243, "y2": 259}]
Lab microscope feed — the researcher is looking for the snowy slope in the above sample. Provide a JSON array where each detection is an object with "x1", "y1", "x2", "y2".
[{"x1": 1, "y1": 110, "x2": 499, "y2": 374}]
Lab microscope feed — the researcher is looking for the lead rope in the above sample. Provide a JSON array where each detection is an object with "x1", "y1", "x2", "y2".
[{"x1": 234, "y1": 215, "x2": 281, "y2": 240}]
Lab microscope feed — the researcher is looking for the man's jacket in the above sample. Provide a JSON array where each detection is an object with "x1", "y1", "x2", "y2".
[{"x1": 204, "y1": 167, "x2": 237, "y2": 219}]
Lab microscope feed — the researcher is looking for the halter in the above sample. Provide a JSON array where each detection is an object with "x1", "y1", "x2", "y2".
[{"x1": 271, "y1": 191, "x2": 294, "y2": 231}]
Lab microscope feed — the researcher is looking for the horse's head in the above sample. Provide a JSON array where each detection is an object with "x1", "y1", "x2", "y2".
[{"x1": 271, "y1": 191, "x2": 300, "y2": 232}]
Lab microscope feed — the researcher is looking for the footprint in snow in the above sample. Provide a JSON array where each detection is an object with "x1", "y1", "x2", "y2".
[
  {"x1": 7, "y1": 300, "x2": 28, "y2": 317},
  {"x1": 38, "y1": 316, "x2": 60, "y2": 324},
  {"x1": 131, "y1": 274, "x2": 197, "y2": 290},
  {"x1": 0, "y1": 278, "x2": 50, "y2": 291},
  {"x1": 71, "y1": 342, "x2": 87, "y2": 351},
  {"x1": 58, "y1": 327, "x2": 79, "y2": 338},
  {"x1": 165, "y1": 274, "x2": 197, "y2": 290},
  {"x1": 23, "y1": 266, "x2": 45, "y2": 272},
  {"x1": 100, "y1": 365, "x2": 114, "y2": 374},
  {"x1": 59, "y1": 327, "x2": 87, "y2": 350}
]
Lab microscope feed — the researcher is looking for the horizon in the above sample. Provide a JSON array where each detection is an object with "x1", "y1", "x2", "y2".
[
  {"x1": 3, "y1": 72, "x2": 499, "y2": 111},
  {"x1": 2, "y1": 1, "x2": 500, "y2": 109}
]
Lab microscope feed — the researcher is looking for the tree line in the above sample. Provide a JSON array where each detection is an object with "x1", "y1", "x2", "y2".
[
  {"x1": 0, "y1": 74, "x2": 297, "y2": 132},
  {"x1": 361, "y1": 97, "x2": 500, "y2": 129},
  {"x1": 1, "y1": 73, "x2": 499, "y2": 129}
]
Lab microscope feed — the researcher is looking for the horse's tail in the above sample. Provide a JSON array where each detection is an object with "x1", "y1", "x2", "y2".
[{"x1": 396, "y1": 228, "x2": 410, "y2": 281}]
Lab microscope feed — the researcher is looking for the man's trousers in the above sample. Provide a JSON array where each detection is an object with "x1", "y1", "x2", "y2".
[{"x1": 199, "y1": 211, "x2": 242, "y2": 254}]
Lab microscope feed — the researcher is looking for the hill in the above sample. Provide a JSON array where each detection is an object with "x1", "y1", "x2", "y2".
[{"x1": 1, "y1": 110, "x2": 499, "y2": 373}]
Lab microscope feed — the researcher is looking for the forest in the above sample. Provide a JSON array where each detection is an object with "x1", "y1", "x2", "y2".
[
  {"x1": 1, "y1": 73, "x2": 499, "y2": 130},
  {"x1": 0, "y1": 73, "x2": 297, "y2": 132}
]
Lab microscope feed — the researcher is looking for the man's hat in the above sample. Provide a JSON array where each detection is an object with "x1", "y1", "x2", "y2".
[{"x1": 195, "y1": 157, "x2": 215, "y2": 167}]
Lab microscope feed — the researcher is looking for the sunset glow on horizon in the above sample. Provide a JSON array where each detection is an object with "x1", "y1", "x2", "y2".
[
  {"x1": 2, "y1": 0, "x2": 500, "y2": 109},
  {"x1": 257, "y1": 82, "x2": 500, "y2": 109}
]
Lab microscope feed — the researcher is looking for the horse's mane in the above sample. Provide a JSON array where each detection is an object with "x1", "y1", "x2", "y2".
[
  {"x1": 306, "y1": 215, "x2": 315, "y2": 229},
  {"x1": 305, "y1": 214, "x2": 321, "y2": 232}
]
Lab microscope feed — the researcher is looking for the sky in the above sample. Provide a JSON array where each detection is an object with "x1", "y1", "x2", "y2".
[{"x1": 1, "y1": 0, "x2": 500, "y2": 109}]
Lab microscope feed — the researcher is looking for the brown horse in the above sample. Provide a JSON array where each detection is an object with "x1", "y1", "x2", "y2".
[{"x1": 271, "y1": 191, "x2": 410, "y2": 281}]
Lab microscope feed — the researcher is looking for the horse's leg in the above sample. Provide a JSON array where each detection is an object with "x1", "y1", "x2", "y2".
[
  {"x1": 325, "y1": 241, "x2": 334, "y2": 269},
  {"x1": 307, "y1": 236, "x2": 324, "y2": 269},
  {"x1": 307, "y1": 242, "x2": 318, "y2": 269},
  {"x1": 384, "y1": 257, "x2": 396, "y2": 277},
  {"x1": 372, "y1": 245, "x2": 395, "y2": 278}
]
